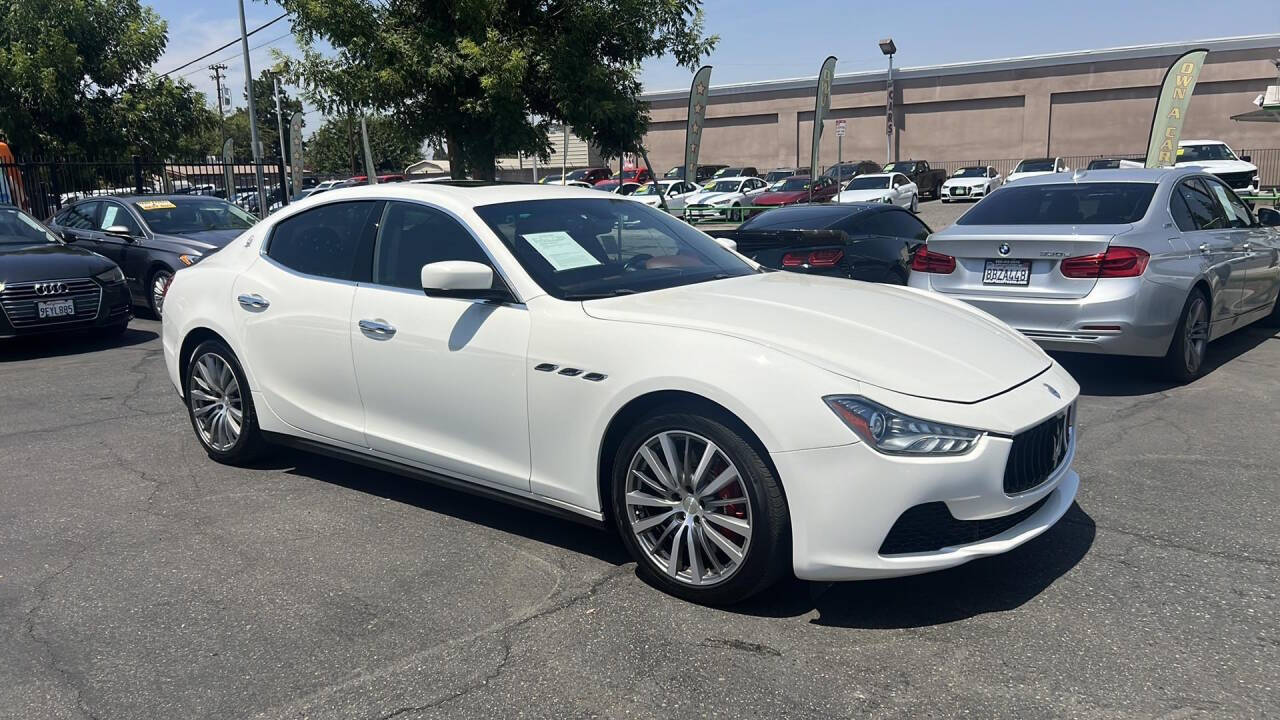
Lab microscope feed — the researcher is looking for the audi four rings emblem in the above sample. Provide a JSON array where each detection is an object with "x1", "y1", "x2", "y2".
[
  {"x1": 34, "y1": 282, "x2": 69, "y2": 296},
  {"x1": 998, "y1": 243, "x2": 1012, "y2": 256}
]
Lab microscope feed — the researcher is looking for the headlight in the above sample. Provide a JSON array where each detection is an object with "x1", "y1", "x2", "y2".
[
  {"x1": 179, "y1": 254, "x2": 202, "y2": 266},
  {"x1": 824, "y1": 395, "x2": 982, "y2": 455},
  {"x1": 94, "y1": 266, "x2": 124, "y2": 283}
]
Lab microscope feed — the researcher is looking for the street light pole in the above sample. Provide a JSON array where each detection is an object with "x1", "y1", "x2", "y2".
[
  {"x1": 272, "y1": 74, "x2": 289, "y2": 198},
  {"x1": 238, "y1": 0, "x2": 267, "y2": 216},
  {"x1": 879, "y1": 38, "x2": 897, "y2": 166}
]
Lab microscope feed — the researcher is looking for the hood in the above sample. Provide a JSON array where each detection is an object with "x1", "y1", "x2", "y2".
[
  {"x1": 754, "y1": 190, "x2": 808, "y2": 206},
  {"x1": 626, "y1": 195, "x2": 663, "y2": 207},
  {"x1": 582, "y1": 272, "x2": 1050, "y2": 403},
  {"x1": 151, "y1": 229, "x2": 246, "y2": 254},
  {"x1": 687, "y1": 191, "x2": 739, "y2": 205},
  {"x1": 943, "y1": 177, "x2": 989, "y2": 188},
  {"x1": 835, "y1": 189, "x2": 892, "y2": 203},
  {"x1": 0, "y1": 242, "x2": 116, "y2": 283},
  {"x1": 1179, "y1": 159, "x2": 1258, "y2": 173}
]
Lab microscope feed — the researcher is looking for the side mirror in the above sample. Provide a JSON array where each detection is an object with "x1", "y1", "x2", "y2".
[
  {"x1": 58, "y1": 229, "x2": 77, "y2": 243},
  {"x1": 713, "y1": 237, "x2": 738, "y2": 252},
  {"x1": 103, "y1": 225, "x2": 135, "y2": 240},
  {"x1": 421, "y1": 261, "x2": 510, "y2": 301},
  {"x1": 1257, "y1": 207, "x2": 1280, "y2": 227},
  {"x1": 1240, "y1": 155, "x2": 1252, "y2": 163}
]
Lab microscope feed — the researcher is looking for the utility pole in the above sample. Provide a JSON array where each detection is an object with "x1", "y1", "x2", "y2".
[
  {"x1": 272, "y1": 74, "x2": 289, "y2": 198},
  {"x1": 238, "y1": 0, "x2": 267, "y2": 216},
  {"x1": 561, "y1": 124, "x2": 568, "y2": 183},
  {"x1": 209, "y1": 64, "x2": 228, "y2": 143}
]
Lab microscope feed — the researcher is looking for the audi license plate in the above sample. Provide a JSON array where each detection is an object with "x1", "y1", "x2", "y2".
[
  {"x1": 37, "y1": 299, "x2": 76, "y2": 318},
  {"x1": 982, "y1": 259, "x2": 1031, "y2": 286}
]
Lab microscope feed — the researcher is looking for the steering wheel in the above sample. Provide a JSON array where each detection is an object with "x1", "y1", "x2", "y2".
[{"x1": 623, "y1": 253, "x2": 653, "y2": 272}]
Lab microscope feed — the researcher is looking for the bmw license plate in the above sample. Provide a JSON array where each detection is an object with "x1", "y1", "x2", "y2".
[
  {"x1": 982, "y1": 259, "x2": 1031, "y2": 286},
  {"x1": 37, "y1": 299, "x2": 76, "y2": 318}
]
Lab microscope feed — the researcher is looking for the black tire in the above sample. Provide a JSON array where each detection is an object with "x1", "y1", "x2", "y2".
[
  {"x1": 184, "y1": 339, "x2": 268, "y2": 464},
  {"x1": 1160, "y1": 289, "x2": 1211, "y2": 383},
  {"x1": 609, "y1": 406, "x2": 790, "y2": 605},
  {"x1": 147, "y1": 267, "x2": 174, "y2": 319}
]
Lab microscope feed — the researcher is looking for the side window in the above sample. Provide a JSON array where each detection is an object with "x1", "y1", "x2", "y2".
[
  {"x1": 1202, "y1": 178, "x2": 1253, "y2": 229},
  {"x1": 1176, "y1": 179, "x2": 1227, "y2": 231},
  {"x1": 98, "y1": 203, "x2": 141, "y2": 235},
  {"x1": 989, "y1": 168, "x2": 997, "y2": 178},
  {"x1": 880, "y1": 210, "x2": 931, "y2": 242},
  {"x1": 1169, "y1": 188, "x2": 1197, "y2": 232},
  {"x1": 266, "y1": 200, "x2": 380, "y2": 281},
  {"x1": 373, "y1": 202, "x2": 493, "y2": 290},
  {"x1": 60, "y1": 202, "x2": 99, "y2": 230}
]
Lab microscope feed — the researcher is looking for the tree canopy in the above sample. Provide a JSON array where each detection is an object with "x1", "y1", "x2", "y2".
[
  {"x1": 306, "y1": 113, "x2": 424, "y2": 176},
  {"x1": 275, "y1": 0, "x2": 715, "y2": 179},
  {"x1": 0, "y1": 0, "x2": 217, "y2": 158}
]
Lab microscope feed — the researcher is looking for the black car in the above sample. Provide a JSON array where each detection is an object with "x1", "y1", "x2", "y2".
[
  {"x1": 663, "y1": 164, "x2": 729, "y2": 182},
  {"x1": 0, "y1": 204, "x2": 131, "y2": 339},
  {"x1": 710, "y1": 203, "x2": 931, "y2": 284},
  {"x1": 822, "y1": 160, "x2": 882, "y2": 183},
  {"x1": 49, "y1": 195, "x2": 257, "y2": 317}
]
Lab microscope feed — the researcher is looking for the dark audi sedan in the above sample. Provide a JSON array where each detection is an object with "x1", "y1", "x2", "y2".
[
  {"x1": 0, "y1": 204, "x2": 131, "y2": 339},
  {"x1": 50, "y1": 195, "x2": 257, "y2": 317}
]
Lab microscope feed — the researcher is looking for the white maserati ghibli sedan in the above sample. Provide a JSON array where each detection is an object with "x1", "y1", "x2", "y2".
[{"x1": 162, "y1": 183, "x2": 1080, "y2": 604}]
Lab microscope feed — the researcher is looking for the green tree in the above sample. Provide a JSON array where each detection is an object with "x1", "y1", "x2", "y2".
[
  {"x1": 0, "y1": 0, "x2": 213, "y2": 158},
  {"x1": 244, "y1": 71, "x2": 304, "y2": 160},
  {"x1": 306, "y1": 113, "x2": 424, "y2": 176},
  {"x1": 275, "y1": 0, "x2": 715, "y2": 179}
]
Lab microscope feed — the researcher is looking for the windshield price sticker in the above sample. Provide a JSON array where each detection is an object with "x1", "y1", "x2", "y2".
[
  {"x1": 137, "y1": 200, "x2": 177, "y2": 211},
  {"x1": 522, "y1": 231, "x2": 603, "y2": 272}
]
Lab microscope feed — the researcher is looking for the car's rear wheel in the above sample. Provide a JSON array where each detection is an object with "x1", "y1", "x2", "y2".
[
  {"x1": 148, "y1": 267, "x2": 173, "y2": 319},
  {"x1": 910, "y1": 193, "x2": 919, "y2": 213},
  {"x1": 1161, "y1": 289, "x2": 1211, "y2": 382},
  {"x1": 185, "y1": 339, "x2": 266, "y2": 464},
  {"x1": 610, "y1": 409, "x2": 789, "y2": 604}
]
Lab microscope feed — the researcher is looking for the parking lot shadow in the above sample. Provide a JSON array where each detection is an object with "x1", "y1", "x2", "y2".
[
  {"x1": 271, "y1": 447, "x2": 631, "y2": 566},
  {"x1": 0, "y1": 326, "x2": 158, "y2": 362},
  {"x1": 728, "y1": 503, "x2": 1096, "y2": 629},
  {"x1": 1053, "y1": 324, "x2": 1278, "y2": 397}
]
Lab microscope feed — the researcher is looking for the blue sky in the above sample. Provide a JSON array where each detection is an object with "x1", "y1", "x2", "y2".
[{"x1": 149, "y1": 0, "x2": 1280, "y2": 130}]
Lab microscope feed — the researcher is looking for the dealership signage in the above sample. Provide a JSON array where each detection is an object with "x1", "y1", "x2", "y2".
[
  {"x1": 811, "y1": 56, "x2": 838, "y2": 183},
  {"x1": 684, "y1": 65, "x2": 713, "y2": 184},
  {"x1": 1145, "y1": 49, "x2": 1208, "y2": 167}
]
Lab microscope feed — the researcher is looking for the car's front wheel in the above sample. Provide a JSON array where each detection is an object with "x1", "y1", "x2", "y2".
[
  {"x1": 148, "y1": 267, "x2": 174, "y2": 319},
  {"x1": 610, "y1": 408, "x2": 789, "y2": 604},
  {"x1": 185, "y1": 339, "x2": 267, "y2": 464}
]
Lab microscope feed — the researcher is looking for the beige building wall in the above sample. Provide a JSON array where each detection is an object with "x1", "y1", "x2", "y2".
[{"x1": 640, "y1": 36, "x2": 1280, "y2": 174}]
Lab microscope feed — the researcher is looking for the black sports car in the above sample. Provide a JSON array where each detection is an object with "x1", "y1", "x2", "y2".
[
  {"x1": 710, "y1": 203, "x2": 932, "y2": 284},
  {"x1": 0, "y1": 204, "x2": 131, "y2": 339},
  {"x1": 49, "y1": 195, "x2": 257, "y2": 317}
]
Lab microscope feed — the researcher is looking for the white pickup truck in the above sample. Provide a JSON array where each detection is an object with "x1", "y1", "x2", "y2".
[{"x1": 1176, "y1": 140, "x2": 1261, "y2": 196}]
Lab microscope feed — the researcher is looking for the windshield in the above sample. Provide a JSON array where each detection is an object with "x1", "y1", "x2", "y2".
[
  {"x1": 844, "y1": 177, "x2": 890, "y2": 190},
  {"x1": 133, "y1": 197, "x2": 257, "y2": 234},
  {"x1": 1014, "y1": 159, "x2": 1055, "y2": 173},
  {"x1": 1176, "y1": 144, "x2": 1238, "y2": 163},
  {"x1": 764, "y1": 171, "x2": 793, "y2": 182},
  {"x1": 631, "y1": 183, "x2": 669, "y2": 196},
  {"x1": 704, "y1": 180, "x2": 743, "y2": 193},
  {"x1": 883, "y1": 162, "x2": 916, "y2": 173},
  {"x1": 474, "y1": 198, "x2": 755, "y2": 300},
  {"x1": 0, "y1": 206, "x2": 61, "y2": 245},
  {"x1": 714, "y1": 167, "x2": 740, "y2": 178},
  {"x1": 777, "y1": 178, "x2": 812, "y2": 192},
  {"x1": 957, "y1": 183, "x2": 1157, "y2": 225},
  {"x1": 953, "y1": 167, "x2": 986, "y2": 177}
]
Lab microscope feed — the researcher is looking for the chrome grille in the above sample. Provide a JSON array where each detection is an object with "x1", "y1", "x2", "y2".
[
  {"x1": 1003, "y1": 405, "x2": 1073, "y2": 495},
  {"x1": 0, "y1": 278, "x2": 102, "y2": 328}
]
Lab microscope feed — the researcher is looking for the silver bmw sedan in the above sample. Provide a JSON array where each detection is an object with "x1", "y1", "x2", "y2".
[{"x1": 909, "y1": 166, "x2": 1280, "y2": 381}]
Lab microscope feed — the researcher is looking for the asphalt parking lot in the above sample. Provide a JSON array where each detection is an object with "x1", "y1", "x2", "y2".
[{"x1": 2, "y1": 229, "x2": 1277, "y2": 718}]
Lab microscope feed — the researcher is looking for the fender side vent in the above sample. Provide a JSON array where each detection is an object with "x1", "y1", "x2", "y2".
[
  {"x1": 533, "y1": 363, "x2": 558, "y2": 372},
  {"x1": 558, "y1": 368, "x2": 583, "y2": 376},
  {"x1": 582, "y1": 372, "x2": 607, "y2": 382}
]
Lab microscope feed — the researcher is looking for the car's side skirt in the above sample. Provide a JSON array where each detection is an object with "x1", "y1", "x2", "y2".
[{"x1": 261, "y1": 431, "x2": 608, "y2": 531}]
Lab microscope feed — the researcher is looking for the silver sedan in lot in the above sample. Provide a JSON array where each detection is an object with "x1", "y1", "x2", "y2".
[{"x1": 909, "y1": 167, "x2": 1280, "y2": 381}]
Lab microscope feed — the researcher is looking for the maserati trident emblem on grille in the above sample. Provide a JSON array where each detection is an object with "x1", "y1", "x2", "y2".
[
  {"x1": 34, "y1": 282, "x2": 69, "y2": 296},
  {"x1": 998, "y1": 243, "x2": 1011, "y2": 256},
  {"x1": 1044, "y1": 383, "x2": 1061, "y2": 399}
]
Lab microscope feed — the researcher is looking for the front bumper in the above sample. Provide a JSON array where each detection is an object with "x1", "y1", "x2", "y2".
[
  {"x1": 776, "y1": 420, "x2": 1077, "y2": 582},
  {"x1": 910, "y1": 275, "x2": 1185, "y2": 357},
  {"x1": 0, "y1": 280, "x2": 132, "y2": 339}
]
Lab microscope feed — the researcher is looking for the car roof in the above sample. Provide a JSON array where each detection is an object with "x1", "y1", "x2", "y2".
[
  {"x1": 743, "y1": 202, "x2": 895, "y2": 226},
  {"x1": 1005, "y1": 166, "x2": 1200, "y2": 185},
  {"x1": 704, "y1": 176, "x2": 756, "y2": 183},
  {"x1": 271, "y1": 181, "x2": 673, "y2": 211},
  {"x1": 1178, "y1": 139, "x2": 1226, "y2": 145},
  {"x1": 848, "y1": 173, "x2": 894, "y2": 179},
  {"x1": 71, "y1": 194, "x2": 221, "y2": 204}
]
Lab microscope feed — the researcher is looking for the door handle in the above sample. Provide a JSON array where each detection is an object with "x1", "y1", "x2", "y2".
[
  {"x1": 358, "y1": 319, "x2": 396, "y2": 337},
  {"x1": 1242, "y1": 242, "x2": 1252, "y2": 252},
  {"x1": 1199, "y1": 243, "x2": 1210, "y2": 255},
  {"x1": 237, "y1": 293, "x2": 270, "y2": 310}
]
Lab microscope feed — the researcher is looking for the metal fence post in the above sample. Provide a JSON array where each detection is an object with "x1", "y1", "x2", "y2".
[
  {"x1": 132, "y1": 155, "x2": 144, "y2": 195},
  {"x1": 276, "y1": 157, "x2": 289, "y2": 207}
]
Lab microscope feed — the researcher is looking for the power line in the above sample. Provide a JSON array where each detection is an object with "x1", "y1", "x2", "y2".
[
  {"x1": 160, "y1": 13, "x2": 288, "y2": 77},
  {"x1": 174, "y1": 31, "x2": 294, "y2": 81}
]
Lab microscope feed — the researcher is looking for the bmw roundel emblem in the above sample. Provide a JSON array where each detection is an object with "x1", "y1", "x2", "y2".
[
  {"x1": 998, "y1": 243, "x2": 1011, "y2": 256},
  {"x1": 1044, "y1": 383, "x2": 1061, "y2": 399}
]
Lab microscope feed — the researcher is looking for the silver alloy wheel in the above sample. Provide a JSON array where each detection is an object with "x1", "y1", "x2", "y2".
[
  {"x1": 1184, "y1": 295, "x2": 1209, "y2": 374},
  {"x1": 152, "y1": 270, "x2": 173, "y2": 316},
  {"x1": 624, "y1": 430, "x2": 752, "y2": 587},
  {"x1": 189, "y1": 352, "x2": 243, "y2": 452}
]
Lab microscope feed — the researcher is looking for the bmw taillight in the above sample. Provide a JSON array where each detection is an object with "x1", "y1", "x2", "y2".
[
  {"x1": 1060, "y1": 246, "x2": 1149, "y2": 278},
  {"x1": 910, "y1": 245, "x2": 956, "y2": 274},
  {"x1": 782, "y1": 249, "x2": 845, "y2": 268}
]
